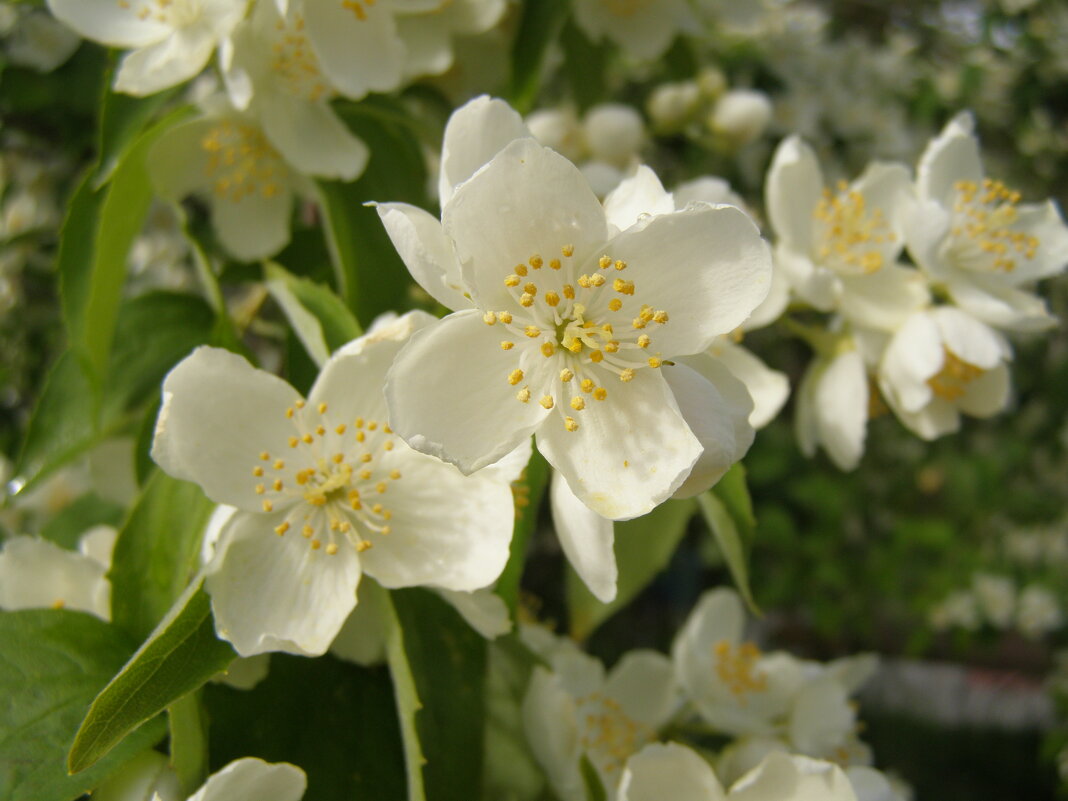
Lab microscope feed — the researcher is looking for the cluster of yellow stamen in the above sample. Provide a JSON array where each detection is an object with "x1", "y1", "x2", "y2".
[
  {"x1": 575, "y1": 692, "x2": 652, "y2": 779},
  {"x1": 270, "y1": 14, "x2": 331, "y2": 102},
  {"x1": 951, "y1": 179, "x2": 1037, "y2": 272},
  {"x1": 813, "y1": 181, "x2": 894, "y2": 275},
  {"x1": 116, "y1": 0, "x2": 196, "y2": 25},
  {"x1": 713, "y1": 640, "x2": 769, "y2": 703},
  {"x1": 927, "y1": 348, "x2": 985, "y2": 402},
  {"x1": 201, "y1": 121, "x2": 285, "y2": 203},
  {"x1": 252, "y1": 400, "x2": 401, "y2": 555},
  {"x1": 341, "y1": 0, "x2": 376, "y2": 20},
  {"x1": 485, "y1": 244, "x2": 670, "y2": 432}
]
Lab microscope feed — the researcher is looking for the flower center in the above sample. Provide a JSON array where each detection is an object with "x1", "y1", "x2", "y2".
[
  {"x1": 813, "y1": 182, "x2": 894, "y2": 275},
  {"x1": 575, "y1": 691, "x2": 652, "y2": 780},
  {"x1": 926, "y1": 348, "x2": 984, "y2": 402},
  {"x1": 949, "y1": 178, "x2": 1037, "y2": 273},
  {"x1": 341, "y1": 0, "x2": 377, "y2": 21},
  {"x1": 269, "y1": 13, "x2": 331, "y2": 102},
  {"x1": 714, "y1": 640, "x2": 768, "y2": 703},
  {"x1": 483, "y1": 245, "x2": 670, "y2": 432},
  {"x1": 201, "y1": 121, "x2": 286, "y2": 202},
  {"x1": 116, "y1": 0, "x2": 201, "y2": 27},
  {"x1": 251, "y1": 401, "x2": 403, "y2": 555}
]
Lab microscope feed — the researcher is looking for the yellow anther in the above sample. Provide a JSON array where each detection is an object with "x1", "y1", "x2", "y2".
[
  {"x1": 273, "y1": 459, "x2": 284, "y2": 470},
  {"x1": 648, "y1": 357, "x2": 662, "y2": 368},
  {"x1": 545, "y1": 291, "x2": 560, "y2": 307},
  {"x1": 286, "y1": 407, "x2": 294, "y2": 418},
  {"x1": 524, "y1": 282, "x2": 538, "y2": 296},
  {"x1": 302, "y1": 433, "x2": 314, "y2": 444},
  {"x1": 318, "y1": 402, "x2": 328, "y2": 414},
  {"x1": 302, "y1": 525, "x2": 314, "y2": 538},
  {"x1": 384, "y1": 441, "x2": 394, "y2": 451},
  {"x1": 653, "y1": 311, "x2": 668, "y2": 323},
  {"x1": 501, "y1": 341, "x2": 515, "y2": 350},
  {"x1": 571, "y1": 397, "x2": 586, "y2": 410},
  {"x1": 605, "y1": 341, "x2": 619, "y2": 353},
  {"x1": 514, "y1": 263, "x2": 528, "y2": 276},
  {"x1": 504, "y1": 274, "x2": 521, "y2": 287},
  {"x1": 295, "y1": 400, "x2": 305, "y2": 409},
  {"x1": 581, "y1": 378, "x2": 595, "y2": 393},
  {"x1": 567, "y1": 339, "x2": 582, "y2": 353},
  {"x1": 310, "y1": 539, "x2": 321, "y2": 550},
  {"x1": 356, "y1": 431, "x2": 366, "y2": 443},
  {"x1": 516, "y1": 387, "x2": 531, "y2": 403},
  {"x1": 560, "y1": 368, "x2": 574, "y2": 382},
  {"x1": 578, "y1": 274, "x2": 591, "y2": 289},
  {"x1": 525, "y1": 326, "x2": 541, "y2": 338},
  {"x1": 563, "y1": 285, "x2": 575, "y2": 299},
  {"x1": 354, "y1": 540, "x2": 371, "y2": 553},
  {"x1": 589, "y1": 273, "x2": 606, "y2": 287},
  {"x1": 620, "y1": 368, "x2": 636, "y2": 382},
  {"x1": 390, "y1": 470, "x2": 401, "y2": 480},
  {"x1": 368, "y1": 421, "x2": 378, "y2": 430},
  {"x1": 520, "y1": 293, "x2": 535, "y2": 307},
  {"x1": 272, "y1": 479, "x2": 283, "y2": 491},
  {"x1": 484, "y1": 311, "x2": 497, "y2": 325},
  {"x1": 608, "y1": 298, "x2": 623, "y2": 311},
  {"x1": 598, "y1": 255, "x2": 612, "y2": 270},
  {"x1": 376, "y1": 482, "x2": 388, "y2": 494},
  {"x1": 564, "y1": 417, "x2": 579, "y2": 432},
  {"x1": 614, "y1": 260, "x2": 627, "y2": 271},
  {"x1": 255, "y1": 484, "x2": 266, "y2": 495},
  {"x1": 509, "y1": 369, "x2": 524, "y2": 385},
  {"x1": 541, "y1": 342, "x2": 556, "y2": 357},
  {"x1": 590, "y1": 351, "x2": 604, "y2": 363},
  {"x1": 498, "y1": 311, "x2": 513, "y2": 324},
  {"x1": 529, "y1": 255, "x2": 543, "y2": 269},
  {"x1": 326, "y1": 543, "x2": 339, "y2": 555},
  {"x1": 332, "y1": 453, "x2": 344, "y2": 464},
  {"x1": 355, "y1": 417, "x2": 364, "y2": 428},
  {"x1": 540, "y1": 396, "x2": 554, "y2": 409},
  {"x1": 632, "y1": 317, "x2": 647, "y2": 330},
  {"x1": 383, "y1": 425, "x2": 392, "y2": 434},
  {"x1": 275, "y1": 522, "x2": 290, "y2": 536},
  {"x1": 359, "y1": 469, "x2": 372, "y2": 480},
  {"x1": 562, "y1": 244, "x2": 575, "y2": 257},
  {"x1": 307, "y1": 493, "x2": 327, "y2": 506},
  {"x1": 336, "y1": 424, "x2": 347, "y2": 435},
  {"x1": 262, "y1": 500, "x2": 274, "y2": 512},
  {"x1": 549, "y1": 259, "x2": 561, "y2": 270},
  {"x1": 260, "y1": 451, "x2": 270, "y2": 461},
  {"x1": 593, "y1": 387, "x2": 608, "y2": 401},
  {"x1": 637, "y1": 334, "x2": 651, "y2": 348},
  {"x1": 253, "y1": 466, "x2": 264, "y2": 477},
  {"x1": 315, "y1": 425, "x2": 326, "y2": 436},
  {"x1": 614, "y1": 278, "x2": 635, "y2": 295},
  {"x1": 360, "y1": 453, "x2": 373, "y2": 463}
]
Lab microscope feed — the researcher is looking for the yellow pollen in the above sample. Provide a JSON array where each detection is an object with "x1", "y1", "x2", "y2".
[
  {"x1": 560, "y1": 368, "x2": 574, "y2": 382},
  {"x1": 599, "y1": 255, "x2": 612, "y2": 270},
  {"x1": 615, "y1": 260, "x2": 627, "y2": 271},
  {"x1": 311, "y1": 539, "x2": 321, "y2": 550},
  {"x1": 563, "y1": 285, "x2": 575, "y2": 299},
  {"x1": 262, "y1": 500, "x2": 274, "y2": 512},
  {"x1": 514, "y1": 263, "x2": 528, "y2": 276},
  {"x1": 608, "y1": 298, "x2": 622, "y2": 311},
  {"x1": 648, "y1": 357, "x2": 662, "y2": 368},
  {"x1": 360, "y1": 453, "x2": 373, "y2": 463},
  {"x1": 359, "y1": 469, "x2": 372, "y2": 480},
  {"x1": 549, "y1": 259, "x2": 561, "y2": 270},
  {"x1": 302, "y1": 433, "x2": 314, "y2": 444},
  {"x1": 355, "y1": 417, "x2": 364, "y2": 428},
  {"x1": 260, "y1": 451, "x2": 270, "y2": 461},
  {"x1": 520, "y1": 293, "x2": 535, "y2": 307},
  {"x1": 605, "y1": 341, "x2": 619, "y2": 353},
  {"x1": 253, "y1": 466, "x2": 264, "y2": 477},
  {"x1": 927, "y1": 348, "x2": 985, "y2": 401},
  {"x1": 255, "y1": 484, "x2": 265, "y2": 495},
  {"x1": 274, "y1": 459, "x2": 284, "y2": 470},
  {"x1": 545, "y1": 291, "x2": 560, "y2": 307},
  {"x1": 714, "y1": 640, "x2": 769, "y2": 699},
  {"x1": 589, "y1": 273, "x2": 606, "y2": 287},
  {"x1": 620, "y1": 368, "x2": 636, "y2": 382},
  {"x1": 390, "y1": 470, "x2": 401, "y2": 480},
  {"x1": 332, "y1": 453, "x2": 344, "y2": 464},
  {"x1": 637, "y1": 335, "x2": 651, "y2": 348},
  {"x1": 540, "y1": 396, "x2": 554, "y2": 409},
  {"x1": 593, "y1": 387, "x2": 608, "y2": 401},
  {"x1": 356, "y1": 431, "x2": 366, "y2": 443},
  {"x1": 357, "y1": 541, "x2": 372, "y2": 552},
  {"x1": 529, "y1": 255, "x2": 543, "y2": 269},
  {"x1": 303, "y1": 525, "x2": 314, "y2": 538},
  {"x1": 367, "y1": 421, "x2": 377, "y2": 430},
  {"x1": 295, "y1": 400, "x2": 305, "y2": 409},
  {"x1": 498, "y1": 311, "x2": 513, "y2": 324},
  {"x1": 504, "y1": 274, "x2": 520, "y2": 287},
  {"x1": 524, "y1": 282, "x2": 538, "y2": 295},
  {"x1": 501, "y1": 341, "x2": 515, "y2": 350},
  {"x1": 578, "y1": 275, "x2": 591, "y2": 289},
  {"x1": 541, "y1": 342, "x2": 556, "y2": 357},
  {"x1": 315, "y1": 425, "x2": 325, "y2": 436},
  {"x1": 653, "y1": 311, "x2": 668, "y2": 323},
  {"x1": 376, "y1": 482, "x2": 387, "y2": 494},
  {"x1": 613, "y1": 278, "x2": 635, "y2": 295},
  {"x1": 384, "y1": 441, "x2": 394, "y2": 451},
  {"x1": 326, "y1": 543, "x2": 339, "y2": 555},
  {"x1": 509, "y1": 369, "x2": 524, "y2": 385},
  {"x1": 525, "y1": 326, "x2": 541, "y2": 338},
  {"x1": 275, "y1": 522, "x2": 290, "y2": 536},
  {"x1": 318, "y1": 402, "x2": 328, "y2": 414},
  {"x1": 564, "y1": 417, "x2": 579, "y2": 432},
  {"x1": 286, "y1": 407, "x2": 294, "y2": 418},
  {"x1": 562, "y1": 244, "x2": 575, "y2": 257},
  {"x1": 580, "y1": 378, "x2": 595, "y2": 393},
  {"x1": 590, "y1": 351, "x2": 604, "y2": 363},
  {"x1": 483, "y1": 311, "x2": 497, "y2": 325},
  {"x1": 571, "y1": 397, "x2": 586, "y2": 410},
  {"x1": 336, "y1": 424, "x2": 346, "y2": 435},
  {"x1": 272, "y1": 479, "x2": 283, "y2": 491},
  {"x1": 517, "y1": 387, "x2": 531, "y2": 403}
]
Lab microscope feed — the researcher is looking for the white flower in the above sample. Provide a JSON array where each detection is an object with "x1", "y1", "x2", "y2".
[
  {"x1": 1016, "y1": 584, "x2": 1063, "y2": 638},
  {"x1": 795, "y1": 343, "x2": 869, "y2": 470},
  {"x1": 526, "y1": 107, "x2": 586, "y2": 164},
  {"x1": 845, "y1": 766, "x2": 912, "y2": 801},
  {"x1": 905, "y1": 112, "x2": 1068, "y2": 332},
  {"x1": 187, "y1": 757, "x2": 305, "y2": 801},
  {"x1": 522, "y1": 644, "x2": 678, "y2": 801},
  {"x1": 0, "y1": 531, "x2": 114, "y2": 619},
  {"x1": 928, "y1": 590, "x2": 980, "y2": 632},
  {"x1": 91, "y1": 749, "x2": 182, "y2": 801},
  {"x1": 766, "y1": 136, "x2": 928, "y2": 331},
  {"x1": 583, "y1": 103, "x2": 646, "y2": 168},
  {"x1": 709, "y1": 90, "x2": 773, "y2": 146},
  {"x1": 394, "y1": 0, "x2": 507, "y2": 80},
  {"x1": 46, "y1": 0, "x2": 247, "y2": 96},
  {"x1": 571, "y1": 0, "x2": 696, "y2": 61},
  {"x1": 151, "y1": 311, "x2": 523, "y2": 657},
  {"x1": 148, "y1": 102, "x2": 304, "y2": 261},
  {"x1": 878, "y1": 307, "x2": 1012, "y2": 440},
  {"x1": 646, "y1": 81, "x2": 701, "y2": 133},
  {"x1": 618, "y1": 743, "x2": 858, "y2": 801},
  {"x1": 384, "y1": 137, "x2": 771, "y2": 523},
  {"x1": 971, "y1": 572, "x2": 1016, "y2": 629},
  {"x1": 221, "y1": 0, "x2": 368, "y2": 180},
  {"x1": 3, "y1": 9, "x2": 80, "y2": 73}
]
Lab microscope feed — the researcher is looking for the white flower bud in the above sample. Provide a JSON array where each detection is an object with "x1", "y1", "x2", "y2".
[
  {"x1": 525, "y1": 108, "x2": 585, "y2": 163},
  {"x1": 646, "y1": 81, "x2": 701, "y2": 133},
  {"x1": 583, "y1": 103, "x2": 645, "y2": 167},
  {"x1": 709, "y1": 89, "x2": 773, "y2": 144}
]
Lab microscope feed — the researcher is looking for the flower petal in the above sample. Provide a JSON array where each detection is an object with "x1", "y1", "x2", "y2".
[
  {"x1": 205, "y1": 510, "x2": 362, "y2": 657},
  {"x1": 329, "y1": 577, "x2": 389, "y2": 666},
  {"x1": 604, "y1": 650, "x2": 678, "y2": 729},
  {"x1": 152, "y1": 347, "x2": 302, "y2": 512},
  {"x1": 607, "y1": 204, "x2": 772, "y2": 355},
  {"x1": 435, "y1": 587, "x2": 512, "y2": 639},
  {"x1": 789, "y1": 677, "x2": 854, "y2": 757},
  {"x1": 537, "y1": 368, "x2": 701, "y2": 520},
  {"x1": 879, "y1": 312, "x2": 943, "y2": 412},
  {"x1": 946, "y1": 276, "x2": 1057, "y2": 332},
  {"x1": 815, "y1": 349, "x2": 868, "y2": 472},
  {"x1": 113, "y1": 28, "x2": 217, "y2": 96},
  {"x1": 602, "y1": 165, "x2": 675, "y2": 232},
  {"x1": 932, "y1": 306, "x2": 1011, "y2": 370},
  {"x1": 439, "y1": 94, "x2": 531, "y2": 206},
  {"x1": 916, "y1": 112, "x2": 982, "y2": 206},
  {"x1": 386, "y1": 309, "x2": 552, "y2": 473},
  {"x1": 303, "y1": 0, "x2": 406, "y2": 99},
  {"x1": 700, "y1": 341, "x2": 789, "y2": 429},
  {"x1": 147, "y1": 117, "x2": 217, "y2": 201},
  {"x1": 376, "y1": 202, "x2": 473, "y2": 311},
  {"x1": 839, "y1": 264, "x2": 929, "y2": 332},
  {"x1": 522, "y1": 667, "x2": 583, "y2": 801},
  {"x1": 550, "y1": 469, "x2": 617, "y2": 602},
  {"x1": 258, "y1": 93, "x2": 369, "y2": 181},
  {"x1": 766, "y1": 135, "x2": 822, "y2": 255},
  {"x1": 729, "y1": 753, "x2": 857, "y2": 801},
  {"x1": 210, "y1": 186, "x2": 293, "y2": 261},
  {"x1": 190, "y1": 757, "x2": 306, "y2": 801},
  {"x1": 46, "y1": 0, "x2": 169, "y2": 48},
  {"x1": 661, "y1": 362, "x2": 754, "y2": 498},
  {"x1": 957, "y1": 363, "x2": 1010, "y2": 418},
  {"x1": 0, "y1": 536, "x2": 109, "y2": 619},
  {"x1": 619, "y1": 743, "x2": 727, "y2": 801}
]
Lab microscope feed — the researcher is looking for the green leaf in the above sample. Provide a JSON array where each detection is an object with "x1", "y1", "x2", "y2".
[
  {"x1": 567, "y1": 498, "x2": 696, "y2": 641},
  {"x1": 68, "y1": 583, "x2": 236, "y2": 775},
  {"x1": 507, "y1": 0, "x2": 571, "y2": 113},
  {"x1": 264, "y1": 262, "x2": 362, "y2": 368},
  {"x1": 697, "y1": 486, "x2": 759, "y2": 615},
  {"x1": 579, "y1": 754, "x2": 607, "y2": 801},
  {"x1": 496, "y1": 448, "x2": 549, "y2": 617},
  {"x1": 204, "y1": 654, "x2": 407, "y2": 801},
  {"x1": 167, "y1": 691, "x2": 208, "y2": 796},
  {"x1": 94, "y1": 85, "x2": 180, "y2": 187},
  {"x1": 39, "y1": 494, "x2": 125, "y2": 551},
  {"x1": 0, "y1": 610, "x2": 167, "y2": 801},
  {"x1": 109, "y1": 471, "x2": 215, "y2": 640},
  {"x1": 390, "y1": 589, "x2": 487, "y2": 801},
  {"x1": 712, "y1": 463, "x2": 755, "y2": 539},
  {"x1": 560, "y1": 21, "x2": 610, "y2": 111},
  {"x1": 382, "y1": 593, "x2": 427, "y2": 801}
]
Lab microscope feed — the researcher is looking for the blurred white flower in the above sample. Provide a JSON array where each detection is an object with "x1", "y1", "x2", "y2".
[
  {"x1": 571, "y1": 0, "x2": 695, "y2": 61},
  {"x1": 928, "y1": 589, "x2": 980, "y2": 632},
  {"x1": 583, "y1": 103, "x2": 646, "y2": 168},
  {"x1": 796, "y1": 342, "x2": 869, "y2": 470},
  {"x1": 710, "y1": 90, "x2": 773, "y2": 146},
  {"x1": 972, "y1": 572, "x2": 1017, "y2": 629},
  {"x1": 1015, "y1": 584, "x2": 1062, "y2": 638}
]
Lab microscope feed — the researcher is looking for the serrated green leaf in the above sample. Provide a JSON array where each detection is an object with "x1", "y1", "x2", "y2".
[
  {"x1": 0, "y1": 609, "x2": 167, "y2": 801},
  {"x1": 496, "y1": 448, "x2": 549, "y2": 617},
  {"x1": 68, "y1": 583, "x2": 236, "y2": 775},
  {"x1": 567, "y1": 498, "x2": 697, "y2": 641},
  {"x1": 697, "y1": 490, "x2": 759, "y2": 615},
  {"x1": 109, "y1": 472, "x2": 215, "y2": 640},
  {"x1": 507, "y1": 0, "x2": 571, "y2": 113},
  {"x1": 264, "y1": 262, "x2": 362, "y2": 368}
]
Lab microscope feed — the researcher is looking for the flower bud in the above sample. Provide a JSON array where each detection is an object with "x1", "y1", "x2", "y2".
[
  {"x1": 708, "y1": 89, "x2": 772, "y2": 145},
  {"x1": 646, "y1": 81, "x2": 701, "y2": 133},
  {"x1": 582, "y1": 103, "x2": 645, "y2": 167}
]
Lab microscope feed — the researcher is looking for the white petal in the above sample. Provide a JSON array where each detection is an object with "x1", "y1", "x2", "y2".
[
  {"x1": 375, "y1": 202, "x2": 473, "y2": 311},
  {"x1": 794, "y1": 360, "x2": 819, "y2": 459},
  {"x1": 661, "y1": 362, "x2": 754, "y2": 497},
  {"x1": 886, "y1": 395, "x2": 960, "y2": 440},
  {"x1": 537, "y1": 368, "x2": 701, "y2": 520},
  {"x1": 602, "y1": 165, "x2": 675, "y2": 232},
  {"x1": 439, "y1": 95, "x2": 531, "y2": 206},
  {"x1": 839, "y1": 265, "x2": 930, "y2": 332},
  {"x1": 957, "y1": 363, "x2": 1010, "y2": 418},
  {"x1": 357, "y1": 445, "x2": 515, "y2": 591},
  {"x1": 608, "y1": 204, "x2": 772, "y2": 355},
  {"x1": 619, "y1": 743, "x2": 727, "y2": 801},
  {"x1": 476, "y1": 436, "x2": 534, "y2": 484},
  {"x1": 444, "y1": 139, "x2": 607, "y2": 313},
  {"x1": 814, "y1": 349, "x2": 868, "y2": 472},
  {"x1": 190, "y1": 758, "x2": 306, "y2": 801},
  {"x1": 205, "y1": 510, "x2": 362, "y2": 657},
  {"x1": 0, "y1": 536, "x2": 109, "y2": 619},
  {"x1": 78, "y1": 525, "x2": 118, "y2": 569},
  {"x1": 385, "y1": 309, "x2": 551, "y2": 473},
  {"x1": 152, "y1": 347, "x2": 303, "y2": 512},
  {"x1": 46, "y1": 0, "x2": 169, "y2": 48},
  {"x1": 550, "y1": 470, "x2": 617, "y2": 602},
  {"x1": 210, "y1": 186, "x2": 293, "y2": 261},
  {"x1": 572, "y1": 0, "x2": 686, "y2": 60},
  {"x1": 113, "y1": 29, "x2": 217, "y2": 96},
  {"x1": 435, "y1": 587, "x2": 512, "y2": 639},
  {"x1": 307, "y1": 330, "x2": 394, "y2": 431},
  {"x1": 879, "y1": 312, "x2": 942, "y2": 412},
  {"x1": 850, "y1": 161, "x2": 912, "y2": 243},
  {"x1": 946, "y1": 276, "x2": 1057, "y2": 332},
  {"x1": 212, "y1": 654, "x2": 270, "y2": 690},
  {"x1": 789, "y1": 677, "x2": 853, "y2": 757},
  {"x1": 775, "y1": 247, "x2": 836, "y2": 311},
  {"x1": 522, "y1": 667, "x2": 584, "y2": 801},
  {"x1": 1012, "y1": 199, "x2": 1068, "y2": 281},
  {"x1": 765, "y1": 136, "x2": 822, "y2": 255},
  {"x1": 604, "y1": 650, "x2": 678, "y2": 729},
  {"x1": 916, "y1": 112, "x2": 982, "y2": 206},
  {"x1": 329, "y1": 577, "x2": 389, "y2": 666},
  {"x1": 902, "y1": 199, "x2": 951, "y2": 276},
  {"x1": 702, "y1": 341, "x2": 789, "y2": 429},
  {"x1": 672, "y1": 588, "x2": 745, "y2": 701},
  {"x1": 258, "y1": 93, "x2": 369, "y2": 181},
  {"x1": 728, "y1": 753, "x2": 858, "y2": 801},
  {"x1": 931, "y1": 306, "x2": 1010, "y2": 370},
  {"x1": 744, "y1": 264, "x2": 791, "y2": 330},
  {"x1": 395, "y1": 14, "x2": 454, "y2": 79},
  {"x1": 303, "y1": 0, "x2": 406, "y2": 99},
  {"x1": 845, "y1": 767, "x2": 898, "y2": 801}
]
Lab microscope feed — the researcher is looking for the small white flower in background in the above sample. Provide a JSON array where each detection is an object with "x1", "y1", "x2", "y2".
[
  {"x1": 46, "y1": 0, "x2": 248, "y2": 96},
  {"x1": 878, "y1": 306, "x2": 1012, "y2": 440},
  {"x1": 618, "y1": 742, "x2": 859, "y2": 801},
  {"x1": 1015, "y1": 584, "x2": 1063, "y2": 639},
  {"x1": 0, "y1": 526, "x2": 116, "y2": 619},
  {"x1": 905, "y1": 111, "x2": 1068, "y2": 332},
  {"x1": 521, "y1": 628, "x2": 677, "y2": 801},
  {"x1": 646, "y1": 80, "x2": 702, "y2": 134},
  {"x1": 845, "y1": 766, "x2": 914, "y2": 801},
  {"x1": 795, "y1": 341, "x2": 869, "y2": 471},
  {"x1": 97, "y1": 755, "x2": 306, "y2": 801},
  {"x1": 583, "y1": 103, "x2": 647, "y2": 169},
  {"x1": 928, "y1": 589, "x2": 980, "y2": 632},
  {"x1": 709, "y1": 89, "x2": 773, "y2": 146},
  {"x1": 526, "y1": 107, "x2": 586, "y2": 164},
  {"x1": 765, "y1": 135, "x2": 928, "y2": 331},
  {"x1": 148, "y1": 100, "x2": 306, "y2": 261},
  {"x1": 393, "y1": 0, "x2": 507, "y2": 81},
  {"x1": 221, "y1": 0, "x2": 369, "y2": 180},
  {"x1": 151, "y1": 311, "x2": 524, "y2": 657},
  {"x1": 571, "y1": 0, "x2": 696, "y2": 61},
  {"x1": 971, "y1": 572, "x2": 1017, "y2": 629},
  {"x1": 2, "y1": 8, "x2": 80, "y2": 73}
]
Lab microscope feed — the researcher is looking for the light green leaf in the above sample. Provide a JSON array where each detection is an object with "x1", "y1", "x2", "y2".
[
  {"x1": 579, "y1": 754, "x2": 607, "y2": 801},
  {"x1": 0, "y1": 609, "x2": 167, "y2": 801},
  {"x1": 568, "y1": 498, "x2": 697, "y2": 641},
  {"x1": 507, "y1": 0, "x2": 571, "y2": 113},
  {"x1": 697, "y1": 484, "x2": 760, "y2": 615},
  {"x1": 382, "y1": 592, "x2": 427, "y2": 801},
  {"x1": 167, "y1": 691, "x2": 208, "y2": 796},
  {"x1": 109, "y1": 471, "x2": 215, "y2": 640},
  {"x1": 264, "y1": 262, "x2": 362, "y2": 368},
  {"x1": 94, "y1": 84, "x2": 181, "y2": 187},
  {"x1": 68, "y1": 582, "x2": 236, "y2": 775}
]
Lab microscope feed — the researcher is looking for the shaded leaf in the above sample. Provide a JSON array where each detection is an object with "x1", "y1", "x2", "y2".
[{"x1": 507, "y1": 0, "x2": 571, "y2": 114}]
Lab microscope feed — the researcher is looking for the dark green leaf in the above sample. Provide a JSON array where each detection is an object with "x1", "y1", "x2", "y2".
[
  {"x1": 579, "y1": 754, "x2": 607, "y2": 801},
  {"x1": 0, "y1": 609, "x2": 167, "y2": 801},
  {"x1": 711, "y1": 463, "x2": 755, "y2": 539},
  {"x1": 68, "y1": 583, "x2": 236, "y2": 774},
  {"x1": 382, "y1": 592, "x2": 427, "y2": 801},
  {"x1": 507, "y1": 0, "x2": 571, "y2": 113},
  {"x1": 568, "y1": 498, "x2": 696, "y2": 641},
  {"x1": 39, "y1": 494, "x2": 125, "y2": 551},
  {"x1": 496, "y1": 448, "x2": 549, "y2": 617},
  {"x1": 109, "y1": 472, "x2": 215, "y2": 640},
  {"x1": 561, "y1": 21, "x2": 610, "y2": 111}
]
